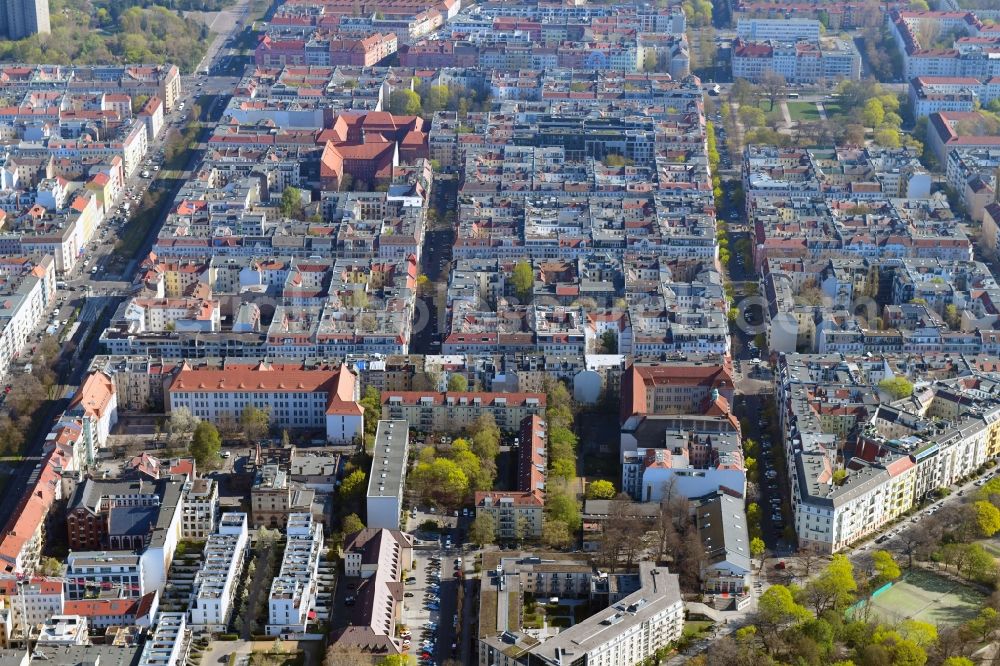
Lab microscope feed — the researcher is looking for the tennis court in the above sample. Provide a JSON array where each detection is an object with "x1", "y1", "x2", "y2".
[{"x1": 867, "y1": 570, "x2": 984, "y2": 626}]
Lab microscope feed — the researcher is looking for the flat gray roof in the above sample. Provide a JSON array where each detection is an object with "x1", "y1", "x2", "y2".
[{"x1": 367, "y1": 420, "x2": 409, "y2": 499}]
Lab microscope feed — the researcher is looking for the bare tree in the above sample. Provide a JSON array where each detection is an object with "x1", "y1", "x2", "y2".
[
  {"x1": 759, "y1": 71, "x2": 787, "y2": 112},
  {"x1": 797, "y1": 544, "x2": 822, "y2": 578}
]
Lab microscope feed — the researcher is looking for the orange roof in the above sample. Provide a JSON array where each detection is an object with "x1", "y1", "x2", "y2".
[
  {"x1": 169, "y1": 364, "x2": 361, "y2": 415},
  {"x1": 69, "y1": 372, "x2": 116, "y2": 419}
]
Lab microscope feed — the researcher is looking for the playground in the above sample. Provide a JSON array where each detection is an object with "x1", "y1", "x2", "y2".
[{"x1": 864, "y1": 569, "x2": 984, "y2": 626}]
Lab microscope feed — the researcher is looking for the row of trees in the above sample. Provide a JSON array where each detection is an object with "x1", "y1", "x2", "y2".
[
  {"x1": 409, "y1": 414, "x2": 501, "y2": 509},
  {"x1": 388, "y1": 81, "x2": 492, "y2": 120},
  {"x1": 0, "y1": 336, "x2": 64, "y2": 456},
  {"x1": 544, "y1": 379, "x2": 581, "y2": 543}
]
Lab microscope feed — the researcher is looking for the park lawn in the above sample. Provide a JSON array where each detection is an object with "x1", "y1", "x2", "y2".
[
  {"x1": 787, "y1": 101, "x2": 821, "y2": 122},
  {"x1": 683, "y1": 620, "x2": 714, "y2": 639},
  {"x1": 757, "y1": 100, "x2": 784, "y2": 122},
  {"x1": 823, "y1": 100, "x2": 845, "y2": 118}
]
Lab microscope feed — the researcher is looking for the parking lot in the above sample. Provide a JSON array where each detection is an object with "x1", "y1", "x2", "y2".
[{"x1": 399, "y1": 540, "x2": 463, "y2": 664}]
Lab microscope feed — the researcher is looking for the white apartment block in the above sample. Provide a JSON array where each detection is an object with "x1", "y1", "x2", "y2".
[
  {"x1": 0, "y1": 578, "x2": 64, "y2": 634},
  {"x1": 366, "y1": 420, "x2": 409, "y2": 531},
  {"x1": 65, "y1": 552, "x2": 144, "y2": 600},
  {"x1": 139, "y1": 612, "x2": 189, "y2": 666},
  {"x1": 0, "y1": 254, "x2": 55, "y2": 382},
  {"x1": 736, "y1": 18, "x2": 820, "y2": 43},
  {"x1": 778, "y1": 355, "x2": 1000, "y2": 553},
  {"x1": 121, "y1": 298, "x2": 221, "y2": 334},
  {"x1": 188, "y1": 513, "x2": 248, "y2": 632},
  {"x1": 181, "y1": 479, "x2": 218, "y2": 540},
  {"x1": 267, "y1": 513, "x2": 323, "y2": 637},
  {"x1": 480, "y1": 562, "x2": 683, "y2": 666}
]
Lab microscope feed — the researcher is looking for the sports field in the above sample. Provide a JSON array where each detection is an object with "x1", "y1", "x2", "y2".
[{"x1": 866, "y1": 570, "x2": 984, "y2": 626}]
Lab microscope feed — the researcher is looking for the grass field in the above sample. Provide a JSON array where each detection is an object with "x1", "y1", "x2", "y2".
[
  {"x1": 787, "y1": 101, "x2": 821, "y2": 122},
  {"x1": 822, "y1": 100, "x2": 844, "y2": 118},
  {"x1": 865, "y1": 570, "x2": 984, "y2": 626},
  {"x1": 980, "y1": 539, "x2": 1000, "y2": 558}
]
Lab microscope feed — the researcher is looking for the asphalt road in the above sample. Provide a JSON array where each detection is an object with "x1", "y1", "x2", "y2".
[{"x1": 410, "y1": 227, "x2": 453, "y2": 355}]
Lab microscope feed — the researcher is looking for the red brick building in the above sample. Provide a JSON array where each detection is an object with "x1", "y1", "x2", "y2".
[{"x1": 318, "y1": 111, "x2": 428, "y2": 190}]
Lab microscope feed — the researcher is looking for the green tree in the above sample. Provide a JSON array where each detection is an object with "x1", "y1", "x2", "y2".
[
  {"x1": 410, "y1": 457, "x2": 469, "y2": 508},
  {"x1": 944, "y1": 303, "x2": 961, "y2": 330},
  {"x1": 342, "y1": 513, "x2": 364, "y2": 536},
  {"x1": 600, "y1": 329, "x2": 618, "y2": 353},
  {"x1": 545, "y1": 485, "x2": 581, "y2": 531},
  {"x1": 542, "y1": 519, "x2": 572, "y2": 548},
  {"x1": 879, "y1": 376, "x2": 914, "y2": 399},
  {"x1": 942, "y1": 659, "x2": 975, "y2": 666},
  {"x1": 512, "y1": 260, "x2": 533, "y2": 302},
  {"x1": 874, "y1": 127, "x2": 901, "y2": 149},
  {"x1": 973, "y1": 500, "x2": 1000, "y2": 537},
  {"x1": 585, "y1": 480, "x2": 616, "y2": 499},
  {"x1": 340, "y1": 469, "x2": 367, "y2": 501},
  {"x1": 967, "y1": 607, "x2": 1000, "y2": 643},
  {"x1": 240, "y1": 405, "x2": 271, "y2": 442},
  {"x1": 899, "y1": 620, "x2": 936, "y2": 647},
  {"x1": 279, "y1": 187, "x2": 304, "y2": 219},
  {"x1": 872, "y1": 550, "x2": 901, "y2": 583},
  {"x1": 469, "y1": 512, "x2": 495, "y2": 546},
  {"x1": 377, "y1": 655, "x2": 414, "y2": 666},
  {"x1": 750, "y1": 536, "x2": 766, "y2": 561},
  {"x1": 359, "y1": 385, "x2": 382, "y2": 446},
  {"x1": 389, "y1": 89, "x2": 422, "y2": 115},
  {"x1": 757, "y1": 584, "x2": 810, "y2": 632},
  {"x1": 469, "y1": 413, "x2": 501, "y2": 461},
  {"x1": 39, "y1": 557, "x2": 63, "y2": 577},
  {"x1": 189, "y1": 421, "x2": 221, "y2": 468},
  {"x1": 423, "y1": 85, "x2": 450, "y2": 114},
  {"x1": 804, "y1": 554, "x2": 857, "y2": 615},
  {"x1": 862, "y1": 98, "x2": 885, "y2": 127},
  {"x1": 447, "y1": 374, "x2": 468, "y2": 392},
  {"x1": 448, "y1": 438, "x2": 495, "y2": 490},
  {"x1": 961, "y1": 543, "x2": 997, "y2": 583}
]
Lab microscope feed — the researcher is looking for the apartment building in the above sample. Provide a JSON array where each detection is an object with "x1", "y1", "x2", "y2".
[
  {"x1": 928, "y1": 111, "x2": 1000, "y2": 162},
  {"x1": 65, "y1": 552, "x2": 144, "y2": 601},
  {"x1": 333, "y1": 528, "x2": 413, "y2": 655},
  {"x1": 65, "y1": 370, "x2": 118, "y2": 465},
  {"x1": 947, "y1": 148, "x2": 1000, "y2": 222},
  {"x1": 477, "y1": 558, "x2": 683, "y2": 666},
  {"x1": 62, "y1": 593, "x2": 157, "y2": 629},
  {"x1": 366, "y1": 421, "x2": 409, "y2": 531},
  {"x1": 0, "y1": 451, "x2": 67, "y2": 576},
  {"x1": 736, "y1": 17, "x2": 820, "y2": 43},
  {"x1": 188, "y1": 513, "x2": 248, "y2": 632},
  {"x1": 381, "y1": 390, "x2": 546, "y2": 431},
  {"x1": 166, "y1": 362, "x2": 363, "y2": 444},
  {"x1": 0, "y1": 578, "x2": 63, "y2": 635},
  {"x1": 251, "y1": 465, "x2": 316, "y2": 529},
  {"x1": 731, "y1": 37, "x2": 861, "y2": 83},
  {"x1": 0, "y1": 0, "x2": 50, "y2": 38},
  {"x1": 473, "y1": 490, "x2": 544, "y2": 540},
  {"x1": 267, "y1": 513, "x2": 323, "y2": 636},
  {"x1": 181, "y1": 479, "x2": 218, "y2": 540},
  {"x1": 138, "y1": 612, "x2": 189, "y2": 666},
  {"x1": 0, "y1": 254, "x2": 54, "y2": 382}
]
